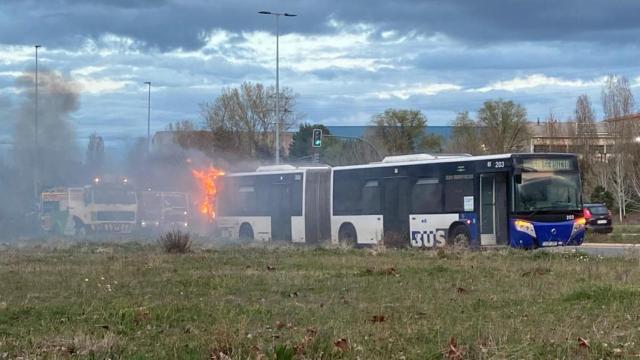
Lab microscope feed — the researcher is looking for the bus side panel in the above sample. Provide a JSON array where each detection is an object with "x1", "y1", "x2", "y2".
[
  {"x1": 408, "y1": 214, "x2": 459, "y2": 247},
  {"x1": 291, "y1": 216, "x2": 305, "y2": 243},
  {"x1": 216, "y1": 216, "x2": 271, "y2": 242},
  {"x1": 305, "y1": 170, "x2": 331, "y2": 244},
  {"x1": 331, "y1": 215, "x2": 383, "y2": 245}
]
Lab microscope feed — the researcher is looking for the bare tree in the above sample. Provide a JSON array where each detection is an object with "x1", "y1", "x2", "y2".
[
  {"x1": 477, "y1": 99, "x2": 531, "y2": 154},
  {"x1": 543, "y1": 111, "x2": 559, "y2": 138},
  {"x1": 574, "y1": 95, "x2": 597, "y2": 194},
  {"x1": 165, "y1": 120, "x2": 216, "y2": 157},
  {"x1": 603, "y1": 75, "x2": 635, "y2": 119},
  {"x1": 602, "y1": 74, "x2": 636, "y2": 221},
  {"x1": 201, "y1": 82, "x2": 301, "y2": 160},
  {"x1": 447, "y1": 111, "x2": 482, "y2": 155}
]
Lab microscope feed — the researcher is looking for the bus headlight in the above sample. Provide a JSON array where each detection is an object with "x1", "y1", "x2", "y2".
[
  {"x1": 571, "y1": 217, "x2": 586, "y2": 236},
  {"x1": 514, "y1": 219, "x2": 536, "y2": 238}
]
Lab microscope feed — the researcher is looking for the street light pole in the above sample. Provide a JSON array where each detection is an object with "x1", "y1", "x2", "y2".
[
  {"x1": 258, "y1": 10, "x2": 297, "y2": 164},
  {"x1": 34, "y1": 45, "x2": 41, "y2": 201},
  {"x1": 275, "y1": 14, "x2": 279, "y2": 165},
  {"x1": 145, "y1": 81, "x2": 151, "y2": 156}
]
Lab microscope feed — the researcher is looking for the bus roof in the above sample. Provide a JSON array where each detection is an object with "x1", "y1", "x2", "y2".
[
  {"x1": 332, "y1": 153, "x2": 576, "y2": 171},
  {"x1": 226, "y1": 166, "x2": 330, "y2": 177},
  {"x1": 224, "y1": 153, "x2": 577, "y2": 175}
]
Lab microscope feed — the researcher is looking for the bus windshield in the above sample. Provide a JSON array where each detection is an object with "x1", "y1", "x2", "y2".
[{"x1": 514, "y1": 172, "x2": 581, "y2": 212}]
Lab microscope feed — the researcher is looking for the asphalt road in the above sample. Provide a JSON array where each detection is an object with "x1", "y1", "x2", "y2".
[{"x1": 544, "y1": 243, "x2": 640, "y2": 257}]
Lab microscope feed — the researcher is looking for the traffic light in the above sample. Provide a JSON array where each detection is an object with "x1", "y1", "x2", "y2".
[{"x1": 312, "y1": 128, "x2": 322, "y2": 148}]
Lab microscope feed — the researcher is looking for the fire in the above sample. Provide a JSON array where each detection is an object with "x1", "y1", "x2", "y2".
[{"x1": 191, "y1": 166, "x2": 225, "y2": 219}]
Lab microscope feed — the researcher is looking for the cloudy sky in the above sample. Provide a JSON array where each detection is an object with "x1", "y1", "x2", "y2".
[{"x1": 1, "y1": 0, "x2": 639, "y2": 148}]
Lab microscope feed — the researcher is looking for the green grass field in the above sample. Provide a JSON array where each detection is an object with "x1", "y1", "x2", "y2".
[
  {"x1": 584, "y1": 224, "x2": 640, "y2": 243},
  {"x1": 1, "y1": 244, "x2": 640, "y2": 359}
]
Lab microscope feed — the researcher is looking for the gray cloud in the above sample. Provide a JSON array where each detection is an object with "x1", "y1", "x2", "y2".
[
  {"x1": 2, "y1": 0, "x2": 640, "y2": 51},
  {"x1": 0, "y1": 0, "x2": 638, "y2": 152}
]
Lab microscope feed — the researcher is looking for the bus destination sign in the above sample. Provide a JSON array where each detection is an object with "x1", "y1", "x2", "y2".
[{"x1": 522, "y1": 158, "x2": 574, "y2": 171}]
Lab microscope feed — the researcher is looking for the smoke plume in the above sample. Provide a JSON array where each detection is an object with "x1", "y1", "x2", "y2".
[{"x1": 13, "y1": 68, "x2": 81, "y2": 195}]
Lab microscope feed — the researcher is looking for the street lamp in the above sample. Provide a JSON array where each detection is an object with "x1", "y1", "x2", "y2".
[
  {"x1": 258, "y1": 10, "x2": 297, "y2": 164},
  {"x1": 34, "y1": 44, "x2": 41, "y2": 201},
  {"x1": 144, "y1": 81, "x2": 151, "y2": 155}
]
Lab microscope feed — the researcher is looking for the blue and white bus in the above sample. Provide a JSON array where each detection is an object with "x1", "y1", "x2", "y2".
[{"x1": 331, "y1": 153, "x2": 585, "y2": 248}]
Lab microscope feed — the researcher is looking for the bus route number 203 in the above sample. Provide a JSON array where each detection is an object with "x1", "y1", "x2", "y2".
[{"x1": 487, "y1": 161, "x2": 505, "y2": 168}]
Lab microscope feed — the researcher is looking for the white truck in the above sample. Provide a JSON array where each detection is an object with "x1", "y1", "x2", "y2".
[{"x1": 40, "y1": 183, "x2": 138, "y2": 236}]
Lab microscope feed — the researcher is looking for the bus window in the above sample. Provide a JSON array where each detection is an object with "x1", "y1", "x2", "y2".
[
  {"x1": 411, "y1": 178, "x2": 442, "y2": 213},
  {"x1": 291, "y1": 178, "x2": 303, "y2": 216},
  {"x1": 333, "y1": 173, "x2": 362, "y2": 215},
  {"x1": 444, "y1": 175, "x2": 474, "y2": 212},
  {"x1": 238, "y1": 186, "x2": 255, "y2": 216},
  {"x1": 361, "y1": 180, "x2": 381, "y2": 214},
  {"x1": 217, "y1": 179, "x2": 235, "y2": 216}
]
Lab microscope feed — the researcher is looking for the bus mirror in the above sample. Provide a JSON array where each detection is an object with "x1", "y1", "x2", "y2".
[{"x1": 515, "y1": 174, "x2": 522, "y2": 184}]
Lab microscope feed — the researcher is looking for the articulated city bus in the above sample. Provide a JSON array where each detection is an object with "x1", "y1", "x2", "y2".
[
  {"x1": 331, "y1": 153, "x2": 585, "y2": 248},
  {"x1": 215, "y1": 165, "x2": 331, "y2": 244}
]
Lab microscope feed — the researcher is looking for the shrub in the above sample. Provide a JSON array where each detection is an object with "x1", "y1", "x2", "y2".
[
  {"x1": 590, "y1": 185, "x2": 614, "y2": 209},
  {"x1": 158, "y1": 230, "x2": 192, "y2": 254}
]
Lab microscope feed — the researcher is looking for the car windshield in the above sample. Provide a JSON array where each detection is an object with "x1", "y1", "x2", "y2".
[{"x1": 514, "y1": 172, "x2": 581, "y2": 212}]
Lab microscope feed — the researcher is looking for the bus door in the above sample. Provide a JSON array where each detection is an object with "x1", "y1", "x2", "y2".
[
  {"x1": 271, "y1": 181, "x2": 292, "y2": 241},
  {"x1": 383, "y1": 176, "x2": 410, "y2": 247},
  {"x1": 480, "y1": 173, "x2": 508, "y2": 245}
]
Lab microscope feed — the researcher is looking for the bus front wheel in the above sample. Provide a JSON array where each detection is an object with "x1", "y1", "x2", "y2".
[
  {"x1": 338, "y1": 223, "x2": 357, "y2": 247},
  {"x1": 448, "y1": 225, "x2": 470, "y2": 248}
]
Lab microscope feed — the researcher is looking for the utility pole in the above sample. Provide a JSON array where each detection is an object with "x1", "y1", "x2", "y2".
[
  {"x1": 145, "y1": 81, "x2": 151, "y2": 156},
  {"x1": 34, "y1": 44, "x2": 41, "y2": 201},
  {"x1": 258, "y1": 10, "x2": 297, "y2": 164}
]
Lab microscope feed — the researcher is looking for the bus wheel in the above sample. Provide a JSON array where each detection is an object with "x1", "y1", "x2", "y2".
[
  {"x1": 239, "y1": 223, "x2": 254, "y2": 241},
  {"x1": 338, "y1": 223, "x2": 357, "y2": 247},
  {"x1": 448, "y1": 225, "x2": 470, "y2": 248}
]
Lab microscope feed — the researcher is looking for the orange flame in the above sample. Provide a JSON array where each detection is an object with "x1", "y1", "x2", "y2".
[{"x1": 191, "y1": 166, "x2": 225, "y2": 220}]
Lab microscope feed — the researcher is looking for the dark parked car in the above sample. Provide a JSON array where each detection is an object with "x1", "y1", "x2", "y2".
[{"x1": 583, "y1": 203, "x2": 613, "y2": 234}]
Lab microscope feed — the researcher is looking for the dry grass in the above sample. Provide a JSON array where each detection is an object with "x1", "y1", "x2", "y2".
[
  {"x1": 157, "y1": 230, "x2": 192, "y2": 253},
  {"x1": 0, "y1": 245, "x2": 640, "y2": 358}
]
